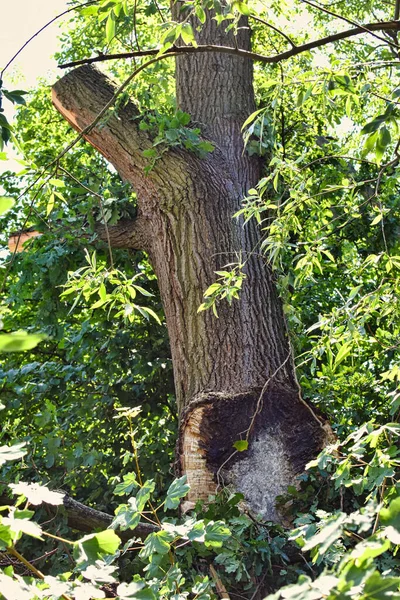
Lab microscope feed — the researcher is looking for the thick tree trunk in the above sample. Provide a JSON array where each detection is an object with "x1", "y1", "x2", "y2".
[{"x1": 52, "y1": 16, "x2": 330, "y2": 520}]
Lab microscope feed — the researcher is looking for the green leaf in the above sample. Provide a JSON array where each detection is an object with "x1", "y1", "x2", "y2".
[
  {"x1": 9, "y1": 482, "x2": 64, "y2": 506},
  {"x1": 0, "y1": 333, "x2": 47, "y2": 353},
  {"x1": 371, "y1": 213, "x2": 383, "y2": 226},
  {"x1": 234, "y1": 1, "x2": 251, "y2": 15},
  {"x1": 136, "y1": 479, "x2": 155, "y2": 511},
  {"x1": 233, "y1": 440, "x2": 248, "y2": 452},
  {"x1": 241, "y1": 108, "x2": 264, "y2": 130},
  {"x1": 142, "y1": 148, "x2": 157, "y2": 158},
  {"x1": 350, "y1": 537, "x2": 390, "y2": 565},
  {"x1": 379, "y1": 126, "x2": 391, "y2": 147},
  {"x1": 204, "y1": 283, "x2": 222, "y2": 297},
  {"x1": 333, "y1": 342, "x2": 352, "y2": 369},
  {"x1": 165, "y1": 475, "x2": 190, "y2": 510},
  {"x1": 3, "y1": 89, "x2": 27, "y2": 105},
  {"x1": 117, "y1": 581, "x2": 156, "y2": 599},
  {"x1": 112, "y1": 499, "x2": 141, "y2": 531},
  {"x1": 47, "y1": 192, "x2": 55, "y2": 216},
  {"x1": 360, "y1": 116, "x2": 386, "y2": 135},
  {"x1": 303, "y1": 513, "x2": 347, "y2": 557},
  {"x1": 204, "y1": 521, "x2": 231, "y2": 548},
  {"x1": 0, "y1": 524, "x2": 13, "y2": 550},
  {"x1": 135, "y1": 305, "x2": 161, "y2": 325},
  {"x1": 363, "y1": 571, "x2": 400, "y2": 599},
  {"x1": 195, "y1": 5, "x2": 206, "y2": 23},
  {"x1": 0, "y1": 442, "x2": 27, "y2": 466},
  {"x1": 0, "y1": 196, "x2": 14, "y2": 216},
  {"x1": 73, "y1": 529, "x2": 121, "y2": 565},
  {"x1": 99, "y1": 283, "x2": 107, "y2": 302},
  {"x1": 139, "y1": 530, "x2": 171, "y2": 558},
  {"x1": 181, "y1": 23, "x2": 196, "y2": 46},
  {"x1": 3, "y1": 509, "x2": 43, "y2": 540},
  {"x1": 106, "y1": 11, "x2": 116, "y2": 42},
  {"x1": 114, "y1": 472, "x2": 138, "y2": 496},
  {"x1": 380, "y1": 497, "x2": 400, "y2": 544}
]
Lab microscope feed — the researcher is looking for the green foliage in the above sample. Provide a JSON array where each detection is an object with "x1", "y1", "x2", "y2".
[
  {"x1": 198, "y1": 262, "x2": 246, "y2": 317},
  {"x1": 140, "y1": 110, "x2": 214, "y2": 172}
]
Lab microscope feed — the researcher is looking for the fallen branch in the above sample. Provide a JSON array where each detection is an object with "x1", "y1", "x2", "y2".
[
  {"x1": 0, "y1": 493, "x2": 158, "y2": 541},
  {"x1": 62, "y1": 493, "x2": 159, "y2": 540}
]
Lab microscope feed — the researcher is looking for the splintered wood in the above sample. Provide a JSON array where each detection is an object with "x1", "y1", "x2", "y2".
[{"x1": 181, "y1": 405, "x2": 216, "y2": 503}]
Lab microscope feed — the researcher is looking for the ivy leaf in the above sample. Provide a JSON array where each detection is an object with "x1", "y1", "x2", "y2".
[
  {"x1": 303, "y1": 513, "x2": 347, "y2": 558},
  {"x1": 112, "y1": 501, "x2": 141, "y2": 531},
  {"x1": 117, "y1": 581, "x2": 156, "y2": 599},
  {"x1": 380, "y1": 497, "x2": 400, "y2": 544},
  {"x1": 204, "y1": 521, "x2": 231, "y2": 548},
  {"x1": 363, "y1": 571, "x2": 400, "y2": 599},
  {"x1": 9, "y1": 482, "x2": 64, "y2": 506},
  {"x1": 73, "y1": 530, "x2": 121, "y2": 565},
  {"x1": 136, "y1": 480, "x2": 155, "y2": 512},
  {"x1": 3, "y1": 508, "x2": 43, "y2": 541},
  {"x1": 165, "y1": 475, "x2": 190, "y2": 510},
  {"x1": 139, "y1": 530, "x2": 172, "y2": 558},
  {"x1": 114, "y1": 472, "x2": 138, "y2": 496},
  {"x1": 0, "y1": 442, "x2": 27, "y2": 466},
  {"x1": 350, "y1": 537, "x2": 390, "y2": 565}
]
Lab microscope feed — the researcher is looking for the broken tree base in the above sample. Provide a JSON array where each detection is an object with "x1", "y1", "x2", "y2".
[{"x1": 179, "y1": 386, "x2": 331, "y2": 521}]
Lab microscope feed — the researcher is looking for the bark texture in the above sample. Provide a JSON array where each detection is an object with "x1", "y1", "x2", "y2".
[{"x1": 52, "y1": 16, "x2": 330, "y2": 519}]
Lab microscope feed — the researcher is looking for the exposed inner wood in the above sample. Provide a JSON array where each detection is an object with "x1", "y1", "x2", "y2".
[{"x1": 181, "y1": 405, "x2": 217, "y2": 502}]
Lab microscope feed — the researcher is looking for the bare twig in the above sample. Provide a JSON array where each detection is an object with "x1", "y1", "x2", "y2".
[
  {"x1": 249, "y1": 14, "x2": 296, "y2": 47},
  {"x1": 300, "y1": 0, "x2": 400, "y2": 50}
]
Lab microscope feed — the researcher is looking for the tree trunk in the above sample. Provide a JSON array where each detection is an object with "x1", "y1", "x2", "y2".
[{"x1": 52, "y1": 14, "x2": 330, "y2": 520}]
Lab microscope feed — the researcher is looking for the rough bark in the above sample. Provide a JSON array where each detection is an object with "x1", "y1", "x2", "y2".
[{"x1": 52, "y1": 16, "x2": 330, "y2": 519}]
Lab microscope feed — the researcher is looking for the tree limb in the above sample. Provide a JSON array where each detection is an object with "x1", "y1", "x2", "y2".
[
  {"x1": 61, "y1": 494, "x2": 158, "y2": 540},
  {"x1": 0, "y1": 492, "x2": 158, "y2": 541},
  {"x1": 95, "y1": 218, "x2": 147, "y2": 249},
  {"x1": 58, "y1": 21, "x2": 400, "y2": 69}
]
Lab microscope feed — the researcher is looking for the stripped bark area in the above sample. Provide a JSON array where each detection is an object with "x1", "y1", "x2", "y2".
[
  {"x1": 52, "y1": 11, "x2": 331, "y2": 520},
  {"x1": 178, "y1": 389, "x2": 330, "y2": 520}
]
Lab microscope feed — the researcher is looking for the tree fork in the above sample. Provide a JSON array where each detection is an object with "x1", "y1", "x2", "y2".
[{"x1": 52, "y1": 23, "x2": 330, "y2": 518}]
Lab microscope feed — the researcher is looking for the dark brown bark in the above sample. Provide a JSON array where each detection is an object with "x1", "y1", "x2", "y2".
[{"x1": 52, "y1": 15, "x2": 330, "y2": 519}]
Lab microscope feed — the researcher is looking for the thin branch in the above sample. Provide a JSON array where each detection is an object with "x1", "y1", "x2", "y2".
[
  {"x1": 1, "y1": 1, "x2": 99, "y2": 78},
  {"x1": 7, "y1": 547, "x2": 73, "y2": 600},
  {"x1": 58, "y1": 20, "x2": 400, "y2": 69},
  {"x1": 58, "y1": 166, "x2": 114, "y2": 267},
  {"x1": 300, "y1": 0, "x2": 400, "y2": 50},
  {"x1": 249, "y1": 14, "x2": 296, "y2": 47}
]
